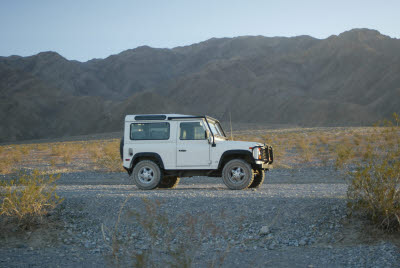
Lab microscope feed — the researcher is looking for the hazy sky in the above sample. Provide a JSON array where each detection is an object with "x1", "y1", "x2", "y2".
[{"x1": 1, "y1": 0, "x2": 399, "y2": 61}]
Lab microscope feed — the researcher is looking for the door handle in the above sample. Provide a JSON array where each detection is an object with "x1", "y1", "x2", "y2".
[{"x1": 179, "y1": 149, "x2": 187, "y2": 152}]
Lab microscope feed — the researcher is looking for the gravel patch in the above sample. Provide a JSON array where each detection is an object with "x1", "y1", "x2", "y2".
[{"x1": 0, "y1": 167, "x2": 399, "y2": 267}]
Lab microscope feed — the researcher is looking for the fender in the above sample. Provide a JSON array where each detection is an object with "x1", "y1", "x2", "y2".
[
  {"x1": 129, "y1": 152, "x2": 165, "y2": 170},
  {"x1": 217, "y1": 150, "x2": 255, "y2": 170}
]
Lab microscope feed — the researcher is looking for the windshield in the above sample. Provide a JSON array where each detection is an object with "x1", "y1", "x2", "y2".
[{"x1": 207, "y1": 120, "x2": 226, "y2": 138}]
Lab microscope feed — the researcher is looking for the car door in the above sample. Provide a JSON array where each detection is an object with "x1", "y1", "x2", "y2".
[{"x1": 176, "y1": 121, "x2": 211, "y2": 167}]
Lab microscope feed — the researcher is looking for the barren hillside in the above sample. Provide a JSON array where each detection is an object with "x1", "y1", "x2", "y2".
[{"x1": 1, "y1": 28, "x2": 400, "y2": 142}]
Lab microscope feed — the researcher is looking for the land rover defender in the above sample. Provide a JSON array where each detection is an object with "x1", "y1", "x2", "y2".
[{"x1": 121, "y1": 114, "x2": 273, "y2": 190}]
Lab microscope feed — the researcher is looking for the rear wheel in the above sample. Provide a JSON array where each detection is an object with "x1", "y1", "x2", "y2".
[
  {"x1": 158, "y1": 176, "x2": 180, "y2": 189},
  {"x1": 132, "y1": 160, "x2": 162, "y2": 190},
  {"x1": 249, "y1": 169, "x2": 265, "y2": 188},
  {"x1": 222, "y1": 159, "x2": 254, "y2": 190}
]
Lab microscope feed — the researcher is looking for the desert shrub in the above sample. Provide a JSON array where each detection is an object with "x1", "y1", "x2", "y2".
[
  {"x1": 91, "y1": 140, "x2": 124, "y2": 172},
  {"x1": 346, "y1": 114, "x2": 400, "y2": 230},
  {"x1": 34, "y1": 143, "x2": 49, "y2": 151},
  {"x1": 0, "y1": 169, "x2": 63, "y2": 227},
  {"x1": 18, "y1": 145, "x2": 30, "y2": 155},
  {"x1": 334, "y1": 141, "x2": 354, "y2": 169},
  {"x1": 0, "y1": 147, "x2": 22, "y2": 174},
  {"x1": 0, "y1": 161, "x2": 12, "y2": 174},
  {"x1": 296, "y1": 136, "x2": 315, "y2": 163},
  {"x1": 48, "y1": 142, "x2": 88, "y2": 168}
]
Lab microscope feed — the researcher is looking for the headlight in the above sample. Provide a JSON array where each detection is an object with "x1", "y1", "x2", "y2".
[{"x1": 252, "y1": 147, "x2": 261, "y2": 160}]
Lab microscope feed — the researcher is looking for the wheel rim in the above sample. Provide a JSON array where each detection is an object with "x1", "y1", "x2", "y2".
[
  {"x1": 138, "y1": 166, "x2": 155, "y2": 184},
  {"x1": 228, "y1": 166, "x2": 246, "y2": 183}
]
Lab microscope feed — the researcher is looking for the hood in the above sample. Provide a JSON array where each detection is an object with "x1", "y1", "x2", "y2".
[{"x1": 215, "y1": 139, "x2": 263, "y2": 150}]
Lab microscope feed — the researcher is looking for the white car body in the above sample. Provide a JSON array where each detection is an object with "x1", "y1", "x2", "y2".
[{"x1": 122, "y1": 114, "x2": 273, "y2": 176}]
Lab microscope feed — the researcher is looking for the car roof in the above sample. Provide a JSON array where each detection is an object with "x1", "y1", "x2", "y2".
[{"x1": 125, "y1": 114, "x2": 200, "y2": 121}]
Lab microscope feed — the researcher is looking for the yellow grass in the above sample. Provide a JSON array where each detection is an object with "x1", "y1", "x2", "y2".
[
  {"x1": 0, "y1": 139, "x2": 124, "y2": 174},
  {"x1": 234, "y1": 127, "x2": 380, "y2": 168},
  {"x1": 0, "y1": 126, "x2": 394, "y2": 174},
  {"x1": 0, "y1": 169, "x2": 63, "y2": 227}
]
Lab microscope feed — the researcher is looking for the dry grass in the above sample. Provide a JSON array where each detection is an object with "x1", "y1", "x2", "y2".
[
  {"x1": 234, "y1": 127, "x2": 378, "y2": 168},
  {"x1": 88, "y1": 140, "x2": 124, "y2": 172},
  {"x1": 345, "y1": 115, "x2": 400, "y2": 230},
  {"x1": 0, "y1": 124, "x2": 394, "y2": 175},
  {"x1": 0, "y1": 169, "x2": 63, "y2": 228},
  {"x1": 0, "y1": 139, "x2": 124, "y2": 174},
  {"x1": 235, "y1": 118, "x2": 400, "y2": 231}
]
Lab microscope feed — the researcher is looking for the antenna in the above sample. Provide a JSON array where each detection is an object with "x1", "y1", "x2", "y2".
[{"x1": 229, "y1": 111, "x2": 233, "y2": 140}]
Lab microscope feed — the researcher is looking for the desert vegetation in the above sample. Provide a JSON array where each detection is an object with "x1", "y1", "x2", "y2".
[
  {"x1": 233, "y1": 126, "x2": 377, "y2": 169},
  {"x1": 344, "y1": 116, "x2": 400, "y2": 230},
  {"x1": 0, "y1": 139, "x2": 124, "y2": 174},
  {"x1": 233, "y1": 114, "x2": 400, "y2": 231},
  {"x1": 0, "y1": 169, "x2": 63, "y2": 228},
  {"x1": 0, "y1": 124, "x2": 396, "y2": 176}
]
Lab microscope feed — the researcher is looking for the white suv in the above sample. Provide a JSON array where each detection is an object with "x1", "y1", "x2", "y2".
[{"x1": 120, "y1": 114, "x2": 273, "y2": 190}]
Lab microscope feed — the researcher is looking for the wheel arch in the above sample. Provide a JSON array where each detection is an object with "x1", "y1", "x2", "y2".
[
  {"x1": 218, "y1": 150, "x2": 255, "y2": 170},
  {"x1": 129, "y1": 152, "x2": 165, "y2": 172}
]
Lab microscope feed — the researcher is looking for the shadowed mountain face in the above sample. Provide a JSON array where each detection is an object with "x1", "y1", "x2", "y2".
[{"x1": 1, "y1": 28, "x2": 400, "y2": 142}]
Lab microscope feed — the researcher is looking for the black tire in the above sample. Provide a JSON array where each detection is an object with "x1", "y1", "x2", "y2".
[
  {"x1": 132, "y1": 160, "x2": 162, "y2": 190},
  {"x1": 158, "y1": 176, "x2": 180, "y2": 189},
  {"x1": 222, "y1": 159, "x2": 254, "y2": 190},
  {"x1": 120, "y1": 137, "x2": 124, "y2": 160},
  {"x1": 249, "y1": 169, "x2": 265, "y2": 189}
]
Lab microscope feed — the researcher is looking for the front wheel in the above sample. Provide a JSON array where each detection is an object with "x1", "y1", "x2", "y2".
[
  {"x1": 222, "y1": 159, "x2": 254, "y2": 190},
  {"x1": 132, "y1": 160, "x2": 162, "y2": 190},
  {"x1": 249, "y1": 169, "x2": 265, "y2": 188}
]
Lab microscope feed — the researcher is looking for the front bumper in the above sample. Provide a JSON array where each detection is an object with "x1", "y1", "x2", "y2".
[
  {"x1": 254, "y1": 145, "x2": 274, "y2": 170},
  {"x1": 255, "y1": 161, "x2": 273, "y2": 170}
]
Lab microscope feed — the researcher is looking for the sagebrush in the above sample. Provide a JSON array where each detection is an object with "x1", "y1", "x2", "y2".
[
  {"x1": 346, "y1": 114, "x2": 400, "y2": 230},
  {"x1": 0, "y1": 169, "x2": 63, "y2": 227}
]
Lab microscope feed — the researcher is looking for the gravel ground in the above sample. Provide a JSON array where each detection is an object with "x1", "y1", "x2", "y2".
[{"x1": 1, "y1": 166, "x2": 399, "y2": 267}]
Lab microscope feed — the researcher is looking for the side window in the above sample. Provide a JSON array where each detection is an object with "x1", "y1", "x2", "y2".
[
  {"x1": 130, "y1": 122, "x2": 170, "y2": 140},
  {"x1": 180, "y1": 122, "x2": 206, "y2": 140}
]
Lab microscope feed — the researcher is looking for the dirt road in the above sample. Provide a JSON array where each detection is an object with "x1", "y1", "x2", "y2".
[{"x1": 1, "y1": 167, "x2": 399, "y2": 267}]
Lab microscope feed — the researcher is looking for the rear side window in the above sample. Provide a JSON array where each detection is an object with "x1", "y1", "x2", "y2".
[
  {"x1": 130, "y1": 123, "x2": 170, "y2": 140},
  {"x1": 180, "y1": 122, "x2": 206, "y2": 140}
]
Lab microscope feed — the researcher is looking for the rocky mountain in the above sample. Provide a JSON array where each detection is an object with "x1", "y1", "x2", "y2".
[{"x1": 1, "y1": 28, "x2": 399, "y2": 142}]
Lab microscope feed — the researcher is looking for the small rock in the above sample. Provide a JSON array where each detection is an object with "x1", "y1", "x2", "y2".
[
  {"x1": 268, "y1": 242, "x2": 276, "y2": 250},
  {"x1": 259, "y1": 226, "x2": 270, "y2": 235}
]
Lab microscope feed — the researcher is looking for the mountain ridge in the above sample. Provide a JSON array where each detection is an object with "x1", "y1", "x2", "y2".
[{"x1": 1, "y1": 28, "x2": 399, "y2": 142}]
